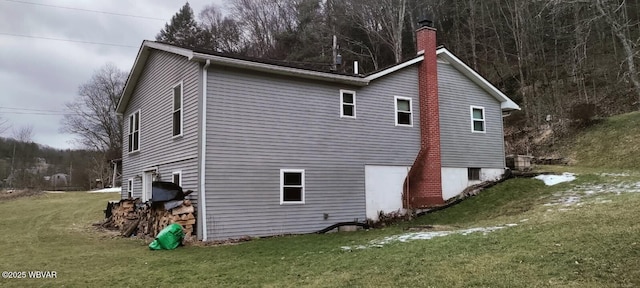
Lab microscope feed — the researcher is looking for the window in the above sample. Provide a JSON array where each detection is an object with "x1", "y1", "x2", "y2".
[
  {"x1": 468, "y1": 168, "x2": 481, "y2": 181},
  {"x1": 395, "y1": 96, "x2": 413, "y2": 126},
  {"x1": 172, "y1": 82, "x2": 183, "y2": 137},
  {"x1": 127, "y1": 179, "x2": 133, "y2": 198},
  {"x1": 471, "y1": 106, "x2": 485, "y2": 133},
  {"x1": 172, "y1": 171, "x2": 182, "y2": 186},
  {"x1": 128, "y1": 110, "x2": 140, "y2": 153},
  {"x1": 280, "y1": 169, "x2": 305, "y2": 204},
  {"x1": 340, "y1": 90, "x2": 356, "y2": 118}
]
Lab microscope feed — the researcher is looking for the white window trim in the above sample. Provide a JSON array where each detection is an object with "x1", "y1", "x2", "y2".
[
  {"x1": 394, "y1": 96, "x2": 413, "y2": 127},
  {"x1": 127, "y1": 178, "x2": 133, "y2": 198},
  {"x1": 128, "y1": 109, "x2": 141, "y2": 153},
  {"x1": 280, "y1": 169, "x2": 305, "y2": 205},
  {"x1": 339, "y1": 89, "x2": 356, "y2": 118},
  {"x1": 172, "y1": 171, "x2": 182, "y2": 186},
  {"x1": 172, "y1": 81, "x2": 184, "y2": 138},
  {"x1": 470, "y1": 106, "x2": 486, "y2": 133}
]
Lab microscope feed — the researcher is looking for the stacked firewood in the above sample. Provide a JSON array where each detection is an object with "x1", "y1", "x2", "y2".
[
  {"x1": 103, "y1": 199, "x2": 139, "y2": 230},
  {"x1": 136, "y1": 200, "x2": 196, "y2": 237},
  {"x1": 102, "y1": 199, "x2": 196, "y2": 238}
]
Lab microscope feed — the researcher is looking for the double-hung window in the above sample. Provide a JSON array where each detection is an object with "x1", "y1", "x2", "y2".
[
  {"x1": 128, "y1": 110, "x2": 140, "y2": 153},
  {"x1": 172, "y1": 82, "x2": 183, "y2": 137},
  {"x1": 471, "y1": 106, "x2": 485, "y2": 133},
  {"x1": 395, "y1": 96, "x2": 413, "y2": 126},
  {"x1": 340, "y1": 90, "x2": 356, "y2": 118},
  {"x1": 280, "y1": 169, "x2": 305, "y2": 204}
]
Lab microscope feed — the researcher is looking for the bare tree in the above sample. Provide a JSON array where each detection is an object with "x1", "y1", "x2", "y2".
[
  {"x1": 12, "y1": 125, "x2": 33, "y2": 142},
  {"x1": 10, "y1": 125, "x2": 36, "y2": 188},
  {"x1": 231, "y1": 0, "x2": 296, "y2": 57},
  {"x1": 0, "y1": 116, "x2": 9, "y2": 135},
  {"x1": 344, "y1": 0, "x2": 408, "y2": 64},
  {"x1": 594, "y1": 0, "x2": 640, "y2": 105},
  {"x1": 199, "y1": 4, "x2": 245, "y2": 53},
  {"x1": 62, "y1": 63, "x2": 126, "y2": 160}
]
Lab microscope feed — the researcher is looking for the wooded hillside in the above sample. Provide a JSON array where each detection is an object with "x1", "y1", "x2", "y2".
[
  {"x1": 0, "y1": 137, "x2": 102, "y2": 190},
  {"x1": 159, "y1": 0, "x2": 639, "y2": 154}
]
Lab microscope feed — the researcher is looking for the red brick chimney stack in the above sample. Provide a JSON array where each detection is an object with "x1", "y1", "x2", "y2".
[{"x1": 404, "y1": 18, "x2": 444, "y2": 208}]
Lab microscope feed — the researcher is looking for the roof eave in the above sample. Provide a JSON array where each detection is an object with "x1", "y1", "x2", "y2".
[
  {"x1": 436, "y1": 48, "x2": 520, "y2": 112},
  {"x1": 191, "y1": 52, "x2": 368, "y2": 86},
  {"x1": 116, "y1": 41, "x2": 194, "y2": 114},
  {"x1": 364, "y1": 55, "x2": 424, "y2": 81}
]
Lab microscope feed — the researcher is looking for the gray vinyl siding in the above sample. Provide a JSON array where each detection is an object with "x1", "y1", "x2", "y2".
[
  {"x1": 437, "y1": 61, "x2": 506, "y2": 168},
  {"x1": 121, "y1": 50, "x2": 200, "y2": 203},
  {"x1": 205, "y1": 65, "x2": 420, "y2": 240}
]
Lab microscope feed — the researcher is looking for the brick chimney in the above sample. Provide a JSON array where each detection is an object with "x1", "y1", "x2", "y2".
[{"x1": 403, "y1": 18, "x2": 444, "y2": 208}]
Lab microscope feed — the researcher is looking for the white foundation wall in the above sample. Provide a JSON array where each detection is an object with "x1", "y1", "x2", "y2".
[
  {"x1": 365, "y1": 165, "x2": 410, "y2": 221},
  {"x1": 441, "y1": 168, "x2": 505, "y2": 200}
]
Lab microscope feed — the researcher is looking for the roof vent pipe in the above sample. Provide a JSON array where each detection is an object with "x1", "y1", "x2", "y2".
[{"x1": 354, "y1": 61, "x2": 359, "y2": 75}]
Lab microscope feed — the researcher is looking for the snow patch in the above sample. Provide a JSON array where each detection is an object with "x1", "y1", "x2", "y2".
[
  {"x1": 341, "y1": 224, "x2": 517, "y2": 251},
  {"x1": 89, "y1": 187, "x2": 121, "y2": 193},
  {"x1": 534, "y1": 173, "x2": 576, "y2": 186},
  {"x1": 544, "y1": 179, "x2": 640, "y2": 209}
]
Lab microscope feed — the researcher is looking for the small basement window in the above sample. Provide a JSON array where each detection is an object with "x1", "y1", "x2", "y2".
[
  {"x1": 340, "y1": 90, "x2": 356, "y2": 118},
  {"x1": 127, "y1": 179, "x2": 133, "y2": 198},
  {"x1": 280, "y1": 169, "x2": 305, "y2": 204},
  {"x1": 172, "y1": 82, "x2": 183, "y2": 137},
  {"x1": 395, "y1": 96, "x2": 412, "y2": 126},
  {"x1": 471, "y1": 106, "x2": 485, "y2": 132},
  {"x1": 172, "y1": 171, "x2": 182, "y2": 186},
  {"x1": 468, "y1": 168, "x2": 481, "y2": 181}
]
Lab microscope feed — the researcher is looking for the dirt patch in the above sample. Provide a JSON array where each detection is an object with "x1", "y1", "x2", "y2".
[
  {"x1": 188, "y1": 236, "x2": 253, "y2": 247},
  {"x1": 0, "y1": 189, "x2": 43, "y2": 201}
]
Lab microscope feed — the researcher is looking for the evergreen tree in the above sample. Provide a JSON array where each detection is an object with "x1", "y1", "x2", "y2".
[{"x1": 156, "y1": 2, "x2": 203, "y2": 47}]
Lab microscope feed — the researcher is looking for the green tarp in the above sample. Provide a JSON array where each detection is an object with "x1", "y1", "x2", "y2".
[{"x1": 149, "y1": 223, "x2": 184, "y2": 250}]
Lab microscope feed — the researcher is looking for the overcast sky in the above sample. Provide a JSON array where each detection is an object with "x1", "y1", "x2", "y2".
[{"x1": 0, "y1": 0, "x2": 223, "y2": 150}]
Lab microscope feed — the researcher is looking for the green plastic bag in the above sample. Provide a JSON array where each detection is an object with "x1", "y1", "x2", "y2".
[{"x1": 149, "y1": 223, "x2": 184, "y2": 250}]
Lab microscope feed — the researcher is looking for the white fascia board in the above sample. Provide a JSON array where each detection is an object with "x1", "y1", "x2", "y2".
[
  {"x1": 436, "y1": 48, "x2": 521, "y2": 111},
  {"x1": 364, "y1": 56, "x2": 424, "y2": 81},
  {"x1": 116, "y1": 43, "x2": 148, "y2": 114},
  {"x1": 145, "y1": 41, "x2": 194, "y2": 59},
  {"x1": 192, "y1": 52, "x2": 369, "y2": 87},
  {"x1": 116, "y1": 41, "x2": 195, "y2": 114}
]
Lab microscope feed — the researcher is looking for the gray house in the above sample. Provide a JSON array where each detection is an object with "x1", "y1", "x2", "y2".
[{"x1": 116, "y1": 22, "x2": 519, "y2": 241}]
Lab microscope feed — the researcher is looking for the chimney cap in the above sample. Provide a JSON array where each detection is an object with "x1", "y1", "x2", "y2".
[{"x1": 418, "y1": 18, "x2": 433, "y2": 28}]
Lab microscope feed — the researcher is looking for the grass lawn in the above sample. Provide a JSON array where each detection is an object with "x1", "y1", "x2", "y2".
[
  {"x1": 562, "y1": 111, "x2": 640, "y2": 169},
  {"x1": 1, "y1": 169, "x2": 640, "y2": 287}
]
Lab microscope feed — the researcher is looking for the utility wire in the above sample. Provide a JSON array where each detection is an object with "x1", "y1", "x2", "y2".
[
  {"x1": 0, "y1": 111, "x2": 78, "y2": 115},
  {"x1": 0, "y1": 32, "x2": 137, "y2": 48},
  {"x1": 1, "y1": 0, "x2": 167, "y2": 21},
  {"x1": 0, "y1": 106, "x2": 71, "y2": 113}
]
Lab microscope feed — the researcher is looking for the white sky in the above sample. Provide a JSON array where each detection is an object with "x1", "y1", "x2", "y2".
[{"x1": 0, "y1": 0, "x2": 223, "y2": 149}]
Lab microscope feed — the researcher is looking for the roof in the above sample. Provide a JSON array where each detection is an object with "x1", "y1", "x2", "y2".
[{"x1": 116, "y1": 41, "x2": 520, "y2": 114}]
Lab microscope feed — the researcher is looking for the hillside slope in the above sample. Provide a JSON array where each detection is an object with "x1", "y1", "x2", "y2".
[{"x1": 565, "y1": 111, "x2": 640, "y2": 169}]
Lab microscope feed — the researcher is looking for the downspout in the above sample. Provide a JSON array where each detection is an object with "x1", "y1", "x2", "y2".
[{"x1": 199, "y1": 59, "x2": 211, "y2": 241}]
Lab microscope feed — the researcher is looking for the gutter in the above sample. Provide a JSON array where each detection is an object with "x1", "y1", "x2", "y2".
[{"x1": 199, "y1": 59, "x2": 211, "y2": 241}]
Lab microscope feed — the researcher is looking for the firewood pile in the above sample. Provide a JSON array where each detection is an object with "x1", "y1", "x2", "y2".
[{"x1": 102, "y1": 198, "x2": 196, "y2": 239}]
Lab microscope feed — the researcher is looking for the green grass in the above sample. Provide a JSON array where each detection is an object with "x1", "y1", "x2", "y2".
[
  {"x1": 565, "y1": 111, "x2": 640, "y2": 169},
  {"x1": 2, "y1": 170, "x2": 640, "y2": 287}
]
